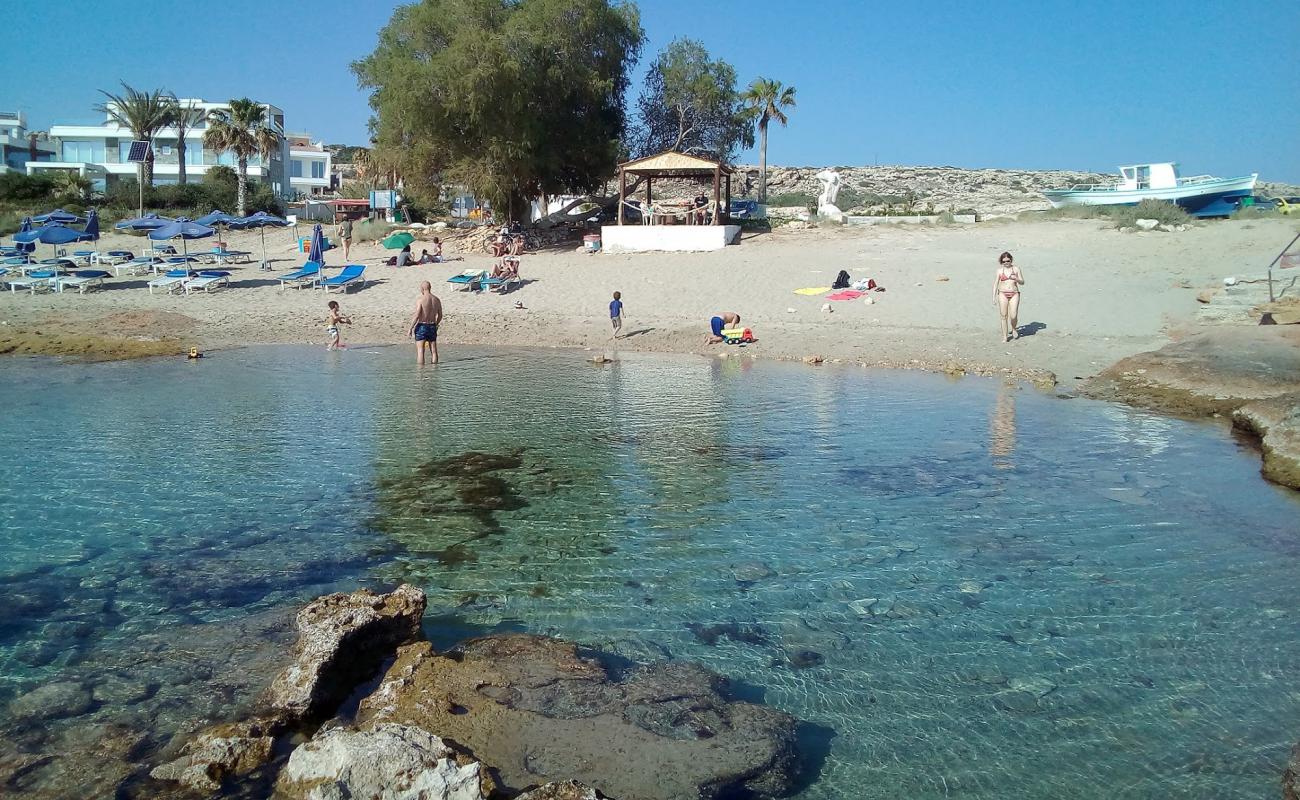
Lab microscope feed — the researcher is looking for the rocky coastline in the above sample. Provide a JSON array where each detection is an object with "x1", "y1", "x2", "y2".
[
  {"x1": 2, "y1": 585, "x2": 804, "y2": 799},
  {"x1": 1082, "y1": 326, "x2": 1300, "y2": 490}
]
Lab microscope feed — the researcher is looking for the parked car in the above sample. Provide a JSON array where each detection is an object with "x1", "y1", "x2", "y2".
[{"x1": 1273, "y1": 196, "x2": 1300, "y2": 215}]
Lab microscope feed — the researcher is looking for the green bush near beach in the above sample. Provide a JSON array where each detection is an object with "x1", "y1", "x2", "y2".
[{"x1": 1035, "y1": 198, "x2": 1193, "y2": 229}]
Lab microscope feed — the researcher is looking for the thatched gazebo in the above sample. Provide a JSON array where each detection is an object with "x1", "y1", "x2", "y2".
[{"x1": 616, "y1": 151, "x2": 733, "y2": 226}]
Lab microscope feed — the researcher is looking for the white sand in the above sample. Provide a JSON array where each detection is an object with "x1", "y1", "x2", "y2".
[{"x1": 4, "y1": 217, "x2": 1295, "y2": 386}]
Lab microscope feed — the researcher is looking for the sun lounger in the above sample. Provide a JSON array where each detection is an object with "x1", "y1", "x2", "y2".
[
  {"x1": 183, "y1": 270, "x2": 231, "y2": 295},
  {"x1": 203, "y1": 249, "x2": 251, "y2": 265},
  {"x1": 144, "y1": 245, "x2": 177, "y2": 257},
  {"x1": 8, "y1": 269, "x2": 59, "y2": 294},
  {"x1": 116, "y1": 257, "x2": 158, "y2": 277},
  {"x1": 148, "y1": 269, "x2": 195, "y2": 295},
  {"x1": 319, "y1": 264, "x2": 367, "y2": 293},
  {"x1": 71, "y1": 250, "x2": 98, "y2": 266},
  {"x1": 55, "y1": 269, "x2": 111, "y2": 294},
  {"x1": 447, "y1": 269, "x2": 486, "y2": 291},
  {"x1": 96, "y1": 250, "x2": 133, "y2": 266},
  {"x1": 278, "y1": 261, "x2": 322, "y2": 289}
]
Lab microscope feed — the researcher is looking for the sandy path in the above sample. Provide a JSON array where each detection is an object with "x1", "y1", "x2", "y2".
[{"x1": 3, "y1": 217, "x2": 1294, "y2": 387}]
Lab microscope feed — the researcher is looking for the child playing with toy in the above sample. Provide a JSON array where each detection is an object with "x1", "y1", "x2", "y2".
[{"x1": 326, "y1": 300, "x2": 352, "y2": 350}]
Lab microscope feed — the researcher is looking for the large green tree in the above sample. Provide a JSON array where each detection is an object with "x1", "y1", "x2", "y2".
[
  {"x1": 353, "y1": 0, "x2": 643, "y2": 223},
  {"x1": 632, "y1": 38, "x2": 752, "y2": 162},
  {"x1": 96, "y1": 82, "x2": 173, "y2": 187},
  {"x1": 203, "y1": 98, "x2": 282, "y2": 215},
  {"x1": 741, "y1": 77, "x2": 796, "y2": 204}
]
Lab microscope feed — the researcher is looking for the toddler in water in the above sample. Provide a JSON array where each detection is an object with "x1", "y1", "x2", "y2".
[{"x1": 326, "y1": 300, "x2": 352, "y2": 350}]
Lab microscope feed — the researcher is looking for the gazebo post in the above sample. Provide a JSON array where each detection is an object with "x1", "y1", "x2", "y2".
[
  {"x1": 725, "y1": 173, "x2": 732, "y2": 224},
  {"x1": 645, "y1": 177, "x2": 652, "y2": 223},
  {"x1": 712, "y1": 167, "x2": 721, "y2": 226},
  {"x1": 618, "y1": 168, "x2": 626, "y2": 225}
]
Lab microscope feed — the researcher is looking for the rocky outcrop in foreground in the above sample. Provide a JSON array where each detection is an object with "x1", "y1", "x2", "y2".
[
  {"x1": 1284, "y1": 741, "x2": 1300, "y2": 800},
  {"x1": 147, "y1": 586, "x2": 802, "y2": 800},
  {"x1": 359, "y1": 635, "x2": 801, "y2": 800},
  {"x1": 1084, "y1": 327, "x2": 1300, "y2": 489}
]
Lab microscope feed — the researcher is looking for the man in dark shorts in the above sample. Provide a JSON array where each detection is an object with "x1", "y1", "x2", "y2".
[
  {"x1": 409, "y1": 280, "x2": 444, "y2": 365},
  {"x1": 707, "y1": 311, "x2": 740, "y2": 343}
]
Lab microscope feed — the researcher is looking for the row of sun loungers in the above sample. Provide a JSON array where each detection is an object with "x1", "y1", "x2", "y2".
[{"x1": 277, "y1": 261, "x2": 368, "y2": 293}]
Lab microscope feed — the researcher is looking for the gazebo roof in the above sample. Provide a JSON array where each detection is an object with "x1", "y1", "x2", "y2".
[{"x1": 618, "y1": 150, "x2": 734, "y2": 176}]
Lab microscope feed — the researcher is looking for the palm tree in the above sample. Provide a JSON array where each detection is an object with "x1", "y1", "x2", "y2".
[
  {"x1": 741, "y1": 78, "x2": 797, "y2": 205},
  {"x1": 52, "y1": 171, "x2": 92, "y2": 203},
  {"x1": 168, "y1": 99, "x2": 210, "y2": 185},
  {"x1": 203, "y1": 98, "x2": 282, "y2": 215},
  {"x1": 96, "y1": 83, "x2": 173, "y2": 188}
]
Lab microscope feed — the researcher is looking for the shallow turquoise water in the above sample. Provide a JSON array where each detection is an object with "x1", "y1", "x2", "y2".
[{"x1": 0, "y1": 346, "x2": 1297, "y2": 798}]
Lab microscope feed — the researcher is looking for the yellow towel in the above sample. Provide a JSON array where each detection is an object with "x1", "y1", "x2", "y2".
[{"x1": 794, "y1": 286, "x2": 831, "y2": 295}]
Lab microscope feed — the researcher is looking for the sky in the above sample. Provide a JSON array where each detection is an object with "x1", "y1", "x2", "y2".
[{"x1": 3, "y1": 0, "x2": 1297, "y2": 180}]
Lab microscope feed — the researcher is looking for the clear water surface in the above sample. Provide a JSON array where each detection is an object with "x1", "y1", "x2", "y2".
[{"x1": 0, "y1": 345, "x2": 1296, "y2": 799}]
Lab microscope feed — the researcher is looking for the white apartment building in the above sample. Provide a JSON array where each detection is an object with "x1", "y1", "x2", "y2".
[
  {"x1": 0, "y1": 111, "x2": 56, "y2": 172},
  {"x1": 34, "y1": 98, "x2": 290, "y2": 197},
  {"x1": 286, "y1": 133, "x2": 332, "y2": 197}
]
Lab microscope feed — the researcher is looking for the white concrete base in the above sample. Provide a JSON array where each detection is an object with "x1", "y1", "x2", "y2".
[{"x1": 600, "y1": 225, "x2": 741, "y2": 254}]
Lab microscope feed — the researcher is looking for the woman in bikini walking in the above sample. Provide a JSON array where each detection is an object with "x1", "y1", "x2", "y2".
[{"x1": 993, "y1": 251, "x2": 1024, "y2": 342}]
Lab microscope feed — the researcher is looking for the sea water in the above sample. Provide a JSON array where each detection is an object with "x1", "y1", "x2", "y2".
[{"x1": 0, "y1": 346, "x2": 1296, "y2": 799}]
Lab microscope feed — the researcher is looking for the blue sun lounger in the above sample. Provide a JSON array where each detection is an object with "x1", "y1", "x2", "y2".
[
  {"x1": 55, "y1": 269, "x2": 112, "y2": 294},
  {"x1": 8, "y1": 269, "x2": 60, "y2": 294},
  {"x1": 183, "y1": 270, "x2": 232, "y2": 295},
  {"x1": 319, "y1": 264, "x2": 366, "y2": 293},
  {"x1": 447, "y1": 269, "x2": 486, "y2": 291},
  {"x1": 148, "y1": 269, "x2": 196, "y2": 295},
  {"x1": 278, "y1": 261, "x2": 321, "y2": 290}
]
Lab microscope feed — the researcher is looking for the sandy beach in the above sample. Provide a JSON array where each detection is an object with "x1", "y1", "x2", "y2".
[{"x1": 3, "y1": 217, "x2": 1296, "y2": 388}]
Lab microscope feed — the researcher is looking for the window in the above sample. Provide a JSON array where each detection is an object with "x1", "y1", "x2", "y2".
[
  {"x1": 118, "y1": 141, "x2": 137, "y2": 162},
  {"x1": 290, "y1": 159, "x2": 303, "y2": 178},
  {"x1": 61, "y1": 140, "x2": 105, "y2": 163},
  {"x1": 159, "y1": 145, "x2": 173, "y2": 156},
  {"x1": 311, "y1": 161, "x2": 325, "y2": 179}
]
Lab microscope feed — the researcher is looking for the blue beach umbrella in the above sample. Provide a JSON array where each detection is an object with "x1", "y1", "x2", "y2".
[
  {"x1": 115, "y1": 212, "x2": 173, "y2": 233},
  {"x1": 16, "y1": 216, "x2": 35, "y2": 255},
  {"x1": 148, "y1": 217, "x2": 215, "y2": 261},
  {"x1": 195, "y1": 209, "x2": 244, "y2": 248},
  {"x1": 33, "y1": 208, "x2": 85, "y2": 224},
  {"x1": 14, "y1": 222, "x2": 85, "y2": 259},
  {"x1": 79, "y1": 209, "x2": 100, "y2": 242},
  {"x1": 238, "y1": 211, "x2": 289, "y2": 268},
  {"x1": 308, "y1": 223, "x2": 324, "y2": 265}
]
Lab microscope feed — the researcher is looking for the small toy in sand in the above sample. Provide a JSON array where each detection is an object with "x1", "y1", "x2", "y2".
[{"x1": 721, "y1": 327, "x2": 755, "y2": 344}]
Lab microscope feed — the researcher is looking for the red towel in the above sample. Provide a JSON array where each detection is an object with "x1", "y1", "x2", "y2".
[{"x1": 827, "y1": 290, "x2": 865, "y2": 301}]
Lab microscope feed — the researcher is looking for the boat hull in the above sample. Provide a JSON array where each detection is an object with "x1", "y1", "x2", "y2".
[{"x1": 1042, "y1": 174, "x2": 1258, "y2": 211}]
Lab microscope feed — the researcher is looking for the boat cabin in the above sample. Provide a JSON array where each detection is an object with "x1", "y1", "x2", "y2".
[{"x1": 1117, "y1": 163, "x2": 1179, "y2": 191}]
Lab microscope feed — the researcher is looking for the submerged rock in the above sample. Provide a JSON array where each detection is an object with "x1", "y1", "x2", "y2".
[
  {"x1": 358, "y1": 635, "x2": 802, "y2": 800},
  {"x1": 276, "y1": 723, "x2": 483, "y2": 800},
  {"x1": 7, "y1": 681, "x2": 93, "y2": 722},
  {"x1": 1284, "y1": 740, "x2": 1299, "y2": 800}
]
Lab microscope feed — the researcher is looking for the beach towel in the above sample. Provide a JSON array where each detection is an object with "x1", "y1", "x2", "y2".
[
  {"x1": 794, "y1": 286, "x2": 832, "y2": 295},
  {"x1": 827, "y1": 290, "x2": 866, "y2": 301}
]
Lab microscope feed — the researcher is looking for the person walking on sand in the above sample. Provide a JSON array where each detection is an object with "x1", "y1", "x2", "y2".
[
  {"x1": 410, "y1": 280, "x2": 443, "y2": 365},
  {"x1": 707, "y1": 311, "x2": 740, "y2": 344},
  {"x1": 992, "y1": 251, "x2": 1025, "y2": 342},
  {"x1": 609, "y1": 291, "x2": 624, "y2": 338},
  {"x1": 337, "y1": 217, "x2": 353, "y2": 262},
  {"x1": 326, "y1": 300, "x2": 351, "y2": 351}
]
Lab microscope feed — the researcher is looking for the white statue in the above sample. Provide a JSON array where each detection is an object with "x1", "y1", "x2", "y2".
[{"x1": 816, "y1": 169, "x2": 843, "y2": 221}]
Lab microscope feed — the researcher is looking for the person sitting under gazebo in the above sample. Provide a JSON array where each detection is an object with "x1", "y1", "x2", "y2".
[{"x1": 693, "y1": 191, "x2": 709, "y2": 225}]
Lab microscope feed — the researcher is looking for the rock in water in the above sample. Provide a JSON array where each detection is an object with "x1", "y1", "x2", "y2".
[
  {"x1": 1285, "y1": 740, "x2": 1300, "y2": 800},
  {"x1": 277, "y1": 723, "x2": 483, "y2": 800},
  {"x1": 150, "y1": 720, "x2": 276, "y2": 792},
  {"x1": 358, "y1": 635, "x2": 802, "y2": 800},
  {"x1": 265, "y1": 584, "x2": 427, "y2": 722},
  {"x1": 517, "y1": 780, "x2": 603, "y2": 800},
  {"x1": 7, "y1": 681, "x2": 93, "y2": 721}
]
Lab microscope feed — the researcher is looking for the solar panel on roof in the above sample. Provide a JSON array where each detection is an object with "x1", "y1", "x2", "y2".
[{"x1": 126, "y1": 141, "x2": 151, "y2": 162}]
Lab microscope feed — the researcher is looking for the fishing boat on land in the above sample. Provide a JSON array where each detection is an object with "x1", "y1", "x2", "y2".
[{"x1": 1042, "y1": 163, "x2": 1257, "y2": 215}]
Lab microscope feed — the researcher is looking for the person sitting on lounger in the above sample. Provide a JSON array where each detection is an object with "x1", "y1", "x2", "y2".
[{"x1": 491, "y1": 230, "x2": 509, "y2": 258}]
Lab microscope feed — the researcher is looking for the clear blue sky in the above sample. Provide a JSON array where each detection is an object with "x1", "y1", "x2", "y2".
[{"x1": 3, "y1": 0, "x2": 1296, "y2": 180}]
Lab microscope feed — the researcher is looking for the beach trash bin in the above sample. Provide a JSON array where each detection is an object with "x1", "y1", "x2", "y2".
[{"x1": 583, "y1": 234, "x2": 601, "y2": 253}]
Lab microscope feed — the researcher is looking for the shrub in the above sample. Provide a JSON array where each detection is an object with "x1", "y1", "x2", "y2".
[
  {"x1": 1109, "y1": 198, "x2": 1191, "y2": 229},
  {"x1": 0, "y1": 172, "x2": 55, "y2": 202},
  {"x1": 1231, "y1": 205, "x2": 1279, "y2": 220},
  {"x1": 766, "y1": 192, "x2": 816, "y2": 208},
  {"x1": 354, "y1": 219, "x2": 393, "y2": 242}
]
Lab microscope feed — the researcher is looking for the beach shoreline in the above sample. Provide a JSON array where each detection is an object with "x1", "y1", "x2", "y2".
[{"x1": 6, "y1": 217, "x2": 1293, "y2": 390}]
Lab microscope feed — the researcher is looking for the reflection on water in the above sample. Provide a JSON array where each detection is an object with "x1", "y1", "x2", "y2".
[
  {"x1": 990, "y1": 382, "x2": 1016, "y2": 469},
  {"x1": 0, "y1": 346, "x2": 1298, "y2": 800}
]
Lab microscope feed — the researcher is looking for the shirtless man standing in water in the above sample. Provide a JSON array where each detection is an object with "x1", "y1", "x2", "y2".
[{"x1": 409, "y1": 281, "x2": 444, "y2": 364}]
